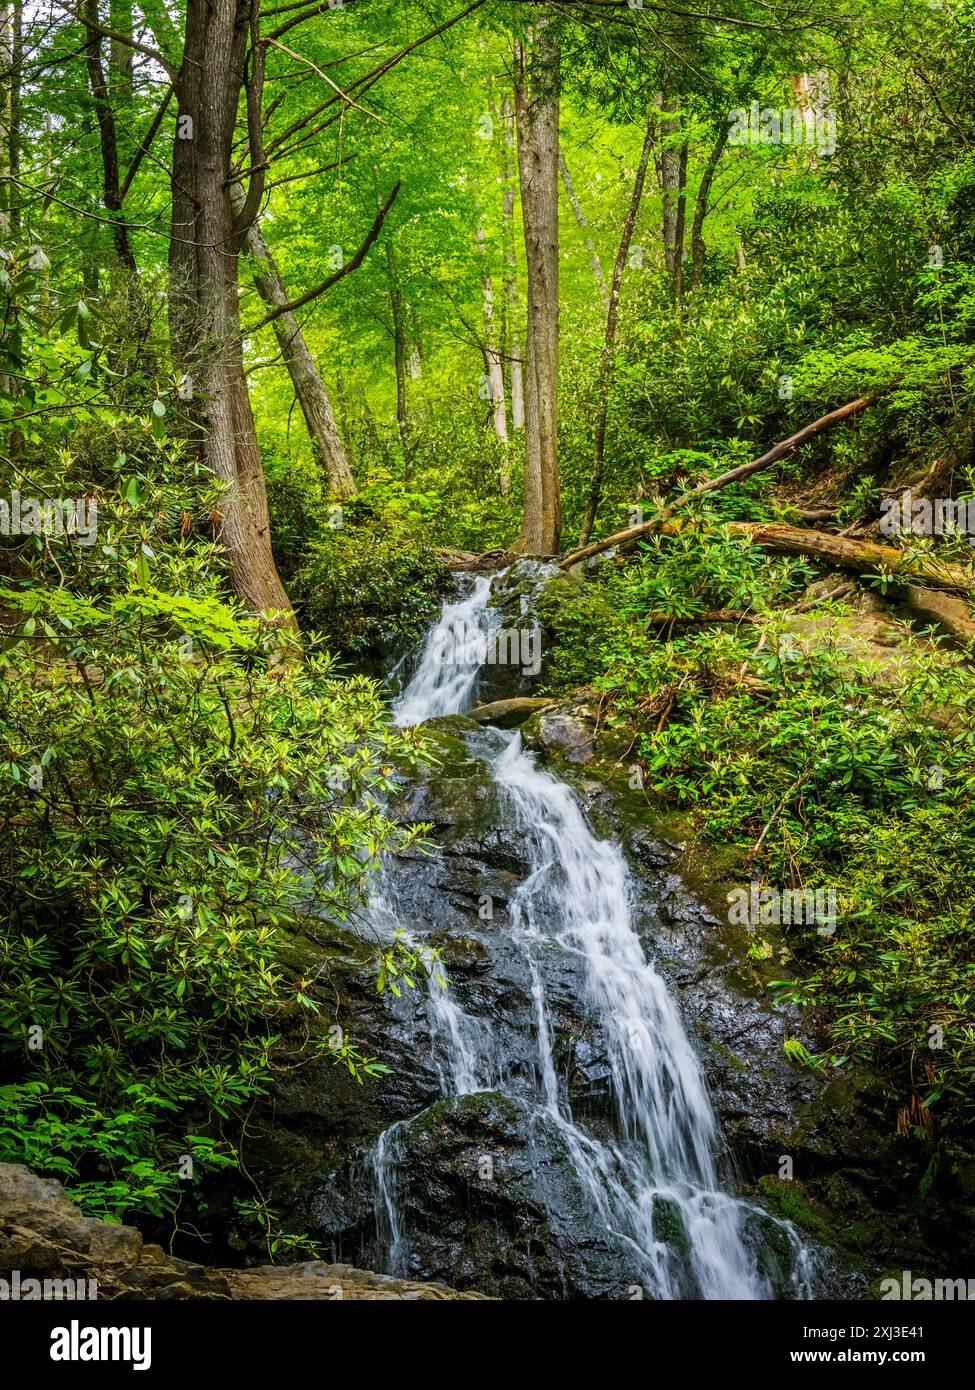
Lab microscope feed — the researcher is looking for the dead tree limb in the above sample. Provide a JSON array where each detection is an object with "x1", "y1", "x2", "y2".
[{"x1": 561, "y1": 394, "x2": 874, "y2": 569}]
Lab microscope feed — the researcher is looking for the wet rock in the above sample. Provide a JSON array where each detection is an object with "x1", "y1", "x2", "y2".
[
  {"x1": 228, "y1": 719, "x2": 973, "y2": 1297},
  {"x1": 0, "y1": 1164, "x2": 485, "y2": 1300},
  {"x1": 521, "y1": 698, "x2": 598, "y2": 764},
  {"x1": 356, "y1": 1092, "x2": 649, "y2": 1299}
]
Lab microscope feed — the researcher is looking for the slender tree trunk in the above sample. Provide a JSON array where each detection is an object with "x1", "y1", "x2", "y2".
[
  {"x1": 502, "y1": 93, "x2": 525, "y2": 430},
  {"x1": 689, "y1": 125, "x2": 729, "y2": 292},
  {"x1": 0, "y1": 4, "x2": 11, "y2": 238},
  {"x1": 577, "y1": 119, "x2": 654, "y2": 546},
  {"x1": 659, "y1": 88, "x2": 687, "y2": 286},
  {"x1": 513, "y1": 22, "x2": 560, "y2": 555},
  {"x1": 84, "y1": 0, "x2": 136, "y2": 271},
  {"x1": 170, "y1": 0, "x2": 294, "y2": 624},
  {"x1": 4, "y1": 1, "x2": 22, "y2": 454},
  {"x1": 671, "y1": 142, "x2": 688, "y2": 308},
  {"x1": 558, "y1": 145, "x2": 609, "y2": 312},
  {"x1": 477, "y1": 224, "x2": 509, "y2": 464},
  {"x1": 380, "y1": 208, "x2": 410, "y2": 463},
  {"x1": 0, "y1": 4, "x2": 11, "y2": 406},
  {"x1": 407, "y1": 304, "x2": 423, "y2": 379},
  {"x1": 233, "y1": 185, "x2": 356, "y2": 497},
  {"x1": 8, "y1": 0, "x2": 20, "y2": 237}
]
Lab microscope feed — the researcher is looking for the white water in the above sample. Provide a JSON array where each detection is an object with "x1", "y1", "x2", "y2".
[
  {"x1": 370, "y1": 571, "x2": 811, "y2": 1298},
  {"x1": 392, "y1": 574, "x2": 500, "y2": 726}
]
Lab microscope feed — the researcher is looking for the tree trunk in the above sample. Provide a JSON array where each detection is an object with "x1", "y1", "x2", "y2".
[
  {"x1": 577, "y1": 119, "x2": 654, "y2": 546},
  {"x1": 513, "y1": 22, "x2": 560, "y2": 555},
  {"x1": 476, "y1": 224, "x2": 509, "y2": 462},
  {"x1": 8, "y1": 0, "x2": 20, "y2": 236},
  {"x1": 84, "y1": 0, "x2": 136, "y2": 271},
  {"x1": 170, "y1": 0, "x2": 294, "y2": 624},
  {"x1": 502, "y1": 94, "x2": 525, "y2": 430},
  {"x1": 558, "y1": 145, "x2": 609, "y2": 312},
  {"x1": 4, "y1": 1, "x2": 22, "y2": 454},
  {"x1": 671, "y1": 141, "x2": 688, "y2": 308},
  {"x1": 383, "y1": 228, "x2": 410, "y2": 464},
  {"x1": 233, "y1": 185, "x2": 356, "y2": 498},
  {"x1": 0, "y1": 4, "x2": 11, "y2": 237},
  {"x1": 659, "y1": 98, "x2": 683, "y2": 274},
  {"x1": 689, "y1": 126, "x2": 729, "y2": 292}
]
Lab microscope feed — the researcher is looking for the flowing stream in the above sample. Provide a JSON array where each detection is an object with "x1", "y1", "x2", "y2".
[{"x1": 368, "y1": 571, "x2": 811, "y2": 1299}]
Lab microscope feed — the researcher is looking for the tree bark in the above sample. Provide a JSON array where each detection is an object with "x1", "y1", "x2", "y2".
[
  {"x1": 8, "y1": 0, "x2": 20, "y2": 236},
  {"x1": 380, "y1": 195, "x2": 410, "y2": 464},
  {"x1": 233, "y1": 184, "x2": 356, "y2": 498},
  {"x1": 670, "y1": 141, "x2": 688, "y2": 308},
  {"x1": 0, "y1": 4, "x2": 11, "y2": 237},
  {"x1": 577, "y1": 119, "x2": 655, "y2": 546},
  {"x1": 476, "y1": 224, "x2": 509, "y2": 463},
  {"x1": 558, "y1": 145, "x2": 609, "y2": 312},
  {"x1": 169, "y1": 0, "x2": 294, "y2": 625},
  {"x1": 513, "y1": 20, "x2": 560, "y2": 555},
  {"x1": 659, "y1": 92, "x2": 686, "y2": 279}
]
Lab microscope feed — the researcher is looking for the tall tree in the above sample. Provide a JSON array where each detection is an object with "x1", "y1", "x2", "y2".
[
  {"x1": 233, "y1": 185, "x2": 357, "y2": 499},
  {"x1": 167, "y1": 0, "x2": 294, "y2": 622},
  {"x1": 476, "y1": 222, "x2": 509, "y2": 462},
  {"x1": 513, "y1": 16, "x2": 560, "y2": 555},
  {"x1": 501, "y1": 93, "x2": 525, "y2": 430},
  {"x1": 83, "y1": 0, "x2": 136, "y2": 271},
  {"x1": 578, "y1": 118, "x2": 655, "y2": 547}
]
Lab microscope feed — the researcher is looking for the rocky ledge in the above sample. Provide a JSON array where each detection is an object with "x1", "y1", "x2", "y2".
[{"x1": 0, "y1": 1163, "x2": 488, "y2": 1300}]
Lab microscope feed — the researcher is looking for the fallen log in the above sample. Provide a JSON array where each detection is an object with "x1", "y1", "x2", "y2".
[
  {"x1": 568, "y1": 515, "x2": 974, "y2": 594},
  {"x1": 729, "y1": 521, "x2": 974, "y2": 594},
  {"x1": 561, "y1": 394, "x2": 874, "y2": 571}
]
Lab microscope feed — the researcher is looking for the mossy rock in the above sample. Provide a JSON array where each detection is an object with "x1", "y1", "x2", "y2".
[{"x1": 652, "y1": 1195, "x2": 692, "y2": 1255}]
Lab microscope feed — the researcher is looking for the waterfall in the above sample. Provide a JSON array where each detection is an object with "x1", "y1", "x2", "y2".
[
  {"x1": 391, "y1": 574, "x2": 500, "y2": 726},
  {"x1": 368, "y1": 570, "x2": 811, "y2": 1298}
]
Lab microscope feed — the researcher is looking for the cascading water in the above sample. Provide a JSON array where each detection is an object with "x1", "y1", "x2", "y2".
[
  {"x1": 367, "y1": 570, "x2": 812, "y2": 1299},
  {"x1": 391, "y1": 574, "x2": 501, "y2": 726}
]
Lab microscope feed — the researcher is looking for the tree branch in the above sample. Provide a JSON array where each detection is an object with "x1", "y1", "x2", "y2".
[
  {"x1": 561, "y1": 395, "x2": 876, "y2": 569},
  {"x1": 120, "y1": 85, "x2": 174, "y2": 201},
  {"x1": 232, "y1": 2, "x2": 268, "y2": 245},
  {"x1": 244, "y1": 180, "x2": 401, "y2": 334},
  {"x1": 51, "y1": 0, "x2": 178, "y2": 83}
]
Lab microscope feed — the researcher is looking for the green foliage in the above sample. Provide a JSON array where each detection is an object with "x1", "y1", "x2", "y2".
[
  {"x1": 290, "y1": 503, "x2": 450, "y2": 662},
  {"x1": 0, "y1": 546, "x2": 427, "y2": 1219},
  {"x1": 570, "y1": 533, "x2": 975, "y2": 1131},
  {"x1": 0, "y1": 277, "x2": 430, "y2": 1223}
]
